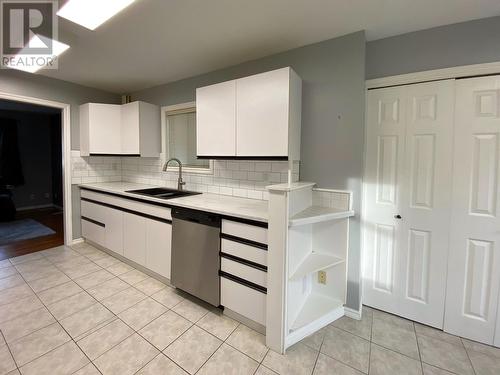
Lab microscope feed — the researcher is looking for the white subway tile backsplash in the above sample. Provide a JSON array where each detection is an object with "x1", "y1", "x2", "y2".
[
  {"x1": 219, "y1": 186, "x2": 233, "y2": 196},
  {"x1": 255, "y1": 162, "x2": 272, "y2": 172},
  {"x1": 312, "y1": 189, "x2": 351, "y2": 211},
  {"x1": 71, "y1": 150, "x2": 298, "y2": 201},
  {"x1": 247, "y1": 190, "x2": 263, "y2": 200},
  {"x1": 207, "y1": 185, "x2": 220, "y2": 194},
  {"x1": 271, "y1": 162, "x2": 287, "y2": 173},
  {"x1": 226, "y1": 161, "x2": 239, "y2": 170},
  {"x1": 247, "y1": 172, "x2": 264, "y2": 181},
  {"x1": 238, "y1": 162, "x2": 254, "y2": 171},
  {"x1": 233, "y1": 188, "x2": 248, "y2": 198}
]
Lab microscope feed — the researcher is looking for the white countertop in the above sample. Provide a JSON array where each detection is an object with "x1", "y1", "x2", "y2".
[{"x1": 78, "y1": 182, "x2": 269, "y2": 223}]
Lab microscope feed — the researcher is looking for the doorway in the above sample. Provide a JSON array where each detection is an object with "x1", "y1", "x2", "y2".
[{"x1": 0, "y1": 94, "x2": 72, "y2": 260}]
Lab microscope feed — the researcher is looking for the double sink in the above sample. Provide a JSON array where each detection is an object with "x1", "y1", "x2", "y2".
[{"x1": 126, "y1": 187, "x2": 201, "y2": 200}]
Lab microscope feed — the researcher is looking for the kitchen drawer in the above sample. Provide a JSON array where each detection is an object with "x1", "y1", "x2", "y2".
[
  {"x1": 81, "y1": 190, "x2": 172, "y2": 221},
  {"x1": 221, "y1": 257, "x2": 267, "y2": 288},
  {"x1": 81, "y1": 218, "x2": 105, "y2": 246},
  {"x1": 222, "y1": 219, "x2": 267, "y2": 244},
  {"x1": 221, "y1": 238, "x2": 267, "y2": 266},
  {"x1": 81, "y1": 200, "x2": 106, "y2": 224},
  {"x1": 221, "y1": 275, "x2": 266, "y2": 326}
]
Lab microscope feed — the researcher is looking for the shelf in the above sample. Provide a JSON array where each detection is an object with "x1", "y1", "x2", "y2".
[
  {"x1": 290, "y1": 252, "x2": 344, "y2": 280},
  {"x1": 290, "y1": 293, "x2": 343, "y2": 330},
  {"x1": 289, "y1": 206, "x2": 354, "y2": 227}
]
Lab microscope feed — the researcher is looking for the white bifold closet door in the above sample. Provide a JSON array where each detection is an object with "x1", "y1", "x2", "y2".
[
  {"x1": 363, "y1": 80, "x2": 454, "y2": 328},
  {"x1": 444, "y1": 76, "x2": 500, "y2": 345}
]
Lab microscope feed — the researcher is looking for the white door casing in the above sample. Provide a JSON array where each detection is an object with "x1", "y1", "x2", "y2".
[
  {"x1": 363, "y1": 80, "x2": 454, "y2": 328},
  {"x1": 444, "y1": 76, "x2": 500, "y2": 344}
]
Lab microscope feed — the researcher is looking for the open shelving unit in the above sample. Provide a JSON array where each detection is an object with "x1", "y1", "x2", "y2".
[
  {"x1": 289, "y1": 205, "x2": 354, "y2": 227},
  {"x1": 289, "y1": 253, "x2": 344, "y2": 280},
  {"x1": 290, "y1": 293, "x2": 344, "y2": 330},
  {"x1": 265, "y1": 182, "x2": 354, "y2": 353}
]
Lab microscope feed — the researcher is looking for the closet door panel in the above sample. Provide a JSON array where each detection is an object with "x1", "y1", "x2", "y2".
[
  {"x1": 363, "y1": 87, "x2": 407, "y2": 313},
  {"x1": 444, "y1": 76, "x2": 500, "y2": 345},
  {"x1": 398, "y1": 80, "x2": 454, "y2": 328},
  {"x1": 363, "y1": 81, "x2": 454, "y2": 328}
]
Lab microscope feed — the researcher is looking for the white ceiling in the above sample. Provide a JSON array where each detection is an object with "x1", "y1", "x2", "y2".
[{"x1": 38, "y1": 0, "x2": 500, "y2": 93}]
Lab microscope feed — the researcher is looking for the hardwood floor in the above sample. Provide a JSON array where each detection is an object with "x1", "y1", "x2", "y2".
[{"x1": 0, "y1": 207, "x2": 64, "y2": 261}]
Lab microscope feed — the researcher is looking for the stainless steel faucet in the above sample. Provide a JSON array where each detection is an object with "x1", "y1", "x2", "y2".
[{"x1": 162, "y1": 158, "x2": 186, "y2": 190}]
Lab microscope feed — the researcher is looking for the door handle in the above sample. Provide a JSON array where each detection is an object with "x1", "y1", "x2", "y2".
[{"x1": 394, "y1": 214, "x2": 402, "y2": 219}]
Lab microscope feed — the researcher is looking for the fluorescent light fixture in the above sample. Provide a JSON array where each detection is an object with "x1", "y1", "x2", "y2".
[
  {"x1": 5, "y1": 38, "x2": 70, "y2": 73},
  {"x1": 57, "y1": 0, "x2": 136, "y2": 30}
]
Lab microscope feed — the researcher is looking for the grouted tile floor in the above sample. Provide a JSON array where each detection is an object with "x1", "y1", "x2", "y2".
[{"x1": 0, "y1": 243, "x2": 499, "y2": 375}]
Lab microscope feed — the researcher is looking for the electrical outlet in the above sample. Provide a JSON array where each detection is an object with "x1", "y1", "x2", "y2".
[{"x1": 318, "y1": 270, "x2": 327, "y2": 285}]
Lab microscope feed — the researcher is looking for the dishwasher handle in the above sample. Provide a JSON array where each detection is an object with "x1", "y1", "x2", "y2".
[{"x1": 172, "y1": 208, "x2": 221, "y2": 228}]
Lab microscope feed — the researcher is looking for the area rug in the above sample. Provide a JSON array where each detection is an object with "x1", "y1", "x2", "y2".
[{"x1": 0, "y1": 219, "x2": 55, "y2": 245}]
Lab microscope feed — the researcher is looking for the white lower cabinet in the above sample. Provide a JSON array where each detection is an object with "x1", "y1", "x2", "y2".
[
  {"x1": 81, "y1": 191, "x2": 173, "y2": 280},
  {"x1": 103, "y1": 207, "x2": 123, "y2": 255},
  {"x1": 145, "y1": 220, "x2": 172, "y2": 279},
  {"x1": 220, "y1": 220, "x2": 268, "y2": 326},
  {"x1": 123, "y1": 212, "x2": 147, "y2": 266},
  {"x1": 81, "y1": 219, "x2": 105, "y2": 246},
  {"x1": 221, "y1": 276, "x2": 266, "y2": 326},
  {"x1": 221, "y1": 258, "x2": 267, "y2": 288}
]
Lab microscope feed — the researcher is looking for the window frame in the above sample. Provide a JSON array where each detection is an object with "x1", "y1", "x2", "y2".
[{"x1": 161, "y1": 102, "x2": 214, "y2": 175}]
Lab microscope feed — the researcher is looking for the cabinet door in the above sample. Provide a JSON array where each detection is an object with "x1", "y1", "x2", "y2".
[
  {"x1": 138, "y1": 101, "x2": 161, "y2": 158},
  {"x1": 145, "y1": 219, "x2": 172, "y2": 279},
  {"x1": 88, "y1": 104, "x2": 122, "y2": 154},
  {"x1": 81, "y1": 219, "x2": 105, "y2": 246},
  {"x1": 123, "y1": 212, "x2": 146, "y2": 266},
  {"x1": 444, "y1": 76, "x2": 500, "y2": 344},
  {"x1": 104, "y1": 207, "x2": 123, "y2": 256},
  {"x1": 121, "y1": 102, "x2": 140, "y2": 155},
  {"x1": 196, "y1": 80, "x2": 236, "y2": 157},
  {"x1": 236, "y1": 68, "x2": 289, "y2": 157}
]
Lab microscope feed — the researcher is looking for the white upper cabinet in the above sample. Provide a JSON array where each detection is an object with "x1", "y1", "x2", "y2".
[
  {"x1": 80, "y1": 101, "x2": 160, "y2": 157},
  {"x1": 196, "y1": 67, "x2": 302, "y2": 159},
  {"x1": 196, "y1": 80, "x2": 236, "y2": 157},
  {"x1": 236, "y1": 68, "x2": 302, "y2": 158},
  {"x1": 80, "y1": 103, "x2": 122, "y2": 155}
]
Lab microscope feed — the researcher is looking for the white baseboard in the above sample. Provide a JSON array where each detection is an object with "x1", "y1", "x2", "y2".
[
  {"x1": 71, "y1": 238, "x2": 85, "y2": 246},
  {"x1": 344, "y1": 307, "x2": 362, "y2": 320}
]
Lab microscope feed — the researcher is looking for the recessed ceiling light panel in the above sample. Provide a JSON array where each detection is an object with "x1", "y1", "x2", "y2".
[{"x1": 57, "y1": 0, "x2": 136, "y2": 30}]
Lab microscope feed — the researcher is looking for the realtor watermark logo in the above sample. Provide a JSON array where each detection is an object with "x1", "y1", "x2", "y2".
[{"x1": 1, "y1": 0, "x2": 62, "y2": 71}]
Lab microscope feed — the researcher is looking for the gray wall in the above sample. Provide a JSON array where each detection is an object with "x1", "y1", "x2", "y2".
[
  {"x1": 366, "y1": 16, "x2": 500, "y2": 79},
  {"x1": 0, "y1": 70, "x2": 121, "y2": 150},
  {"x1": 0, "y1": 70, "x2": 121, "y2": 240},
  {"x1": 131, "y1": 31, "x2": 366, "y2": 310}
]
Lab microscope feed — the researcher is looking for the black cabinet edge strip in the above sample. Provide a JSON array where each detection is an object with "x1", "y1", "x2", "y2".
[
  {"x1": 89, "y1": 153, "x2": 140, "y2": 157},
  {"x1": 220, "y1": 216, "x2": 268, "y2": 228},
  {"x1": 80, "y1": 187, "x2": 173, "y2": 208},
  {"x1": 220, "y1": 234, "x2": 268, "y2": 250},
  {"x1": 220, "y1": 252, "x2": 267, "y2": 272},
  {"x1": 220, "y1": 271, "x2": 267, "y2": 294},
  {"x1": 81, "y1": 216, "x2": 105, "y2": 227},
  {"x1": 81, "y1": 197, "x2": 172, "y2": 224},
  {"x1": 197, "y1": 156, "x2": 288, "y2": 161}
]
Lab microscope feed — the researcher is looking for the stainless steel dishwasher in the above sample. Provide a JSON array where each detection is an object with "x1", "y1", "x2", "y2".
[{"x1": 171, "y1": 208, "x2": 221, "y2": 306}]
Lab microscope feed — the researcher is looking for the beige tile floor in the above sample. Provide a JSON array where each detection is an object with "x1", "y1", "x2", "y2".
[{"x1": 0, "y1": 243, "x2": 499, "y2": 375}]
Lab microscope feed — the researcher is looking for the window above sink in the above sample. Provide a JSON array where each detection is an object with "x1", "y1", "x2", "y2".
[{"x1": 162, "y1": 102, "x2": 214, "y2": 175}]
